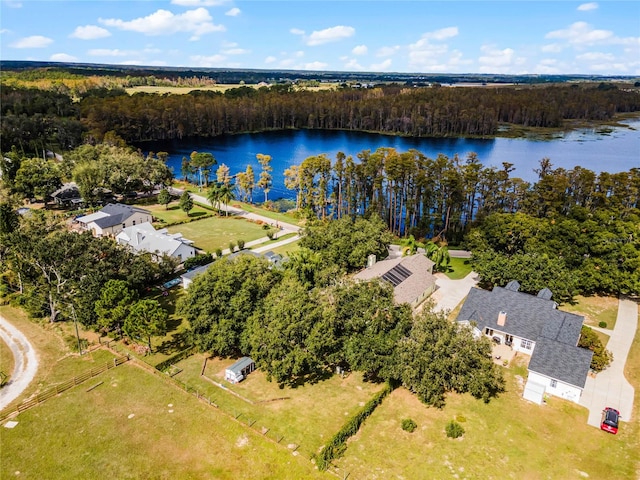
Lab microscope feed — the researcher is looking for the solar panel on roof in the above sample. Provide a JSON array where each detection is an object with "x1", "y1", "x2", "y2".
[{"x1": 382, "y1": 263, "x2": 412, "y2": 287}]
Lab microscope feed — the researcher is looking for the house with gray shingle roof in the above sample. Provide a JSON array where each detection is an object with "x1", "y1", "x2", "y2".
[
  {"x1": 353, "y1": 254, "x2": 437, "y2": 309},
  {"x1": 116, "y1": 222, "x2": 195, "y2": 262},
  {"x1": 76, "y1": 203, "x2": 153, "y2": 237},
  {"x1": 456, "y1": 284, "x2": 593, "y2": 405}
]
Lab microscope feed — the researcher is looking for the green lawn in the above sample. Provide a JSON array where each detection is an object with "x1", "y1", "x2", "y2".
[
  {"x1": 444, "y1": 256, "x2": 473, "y2": 280},
  {"x1": 562, "y1": 295, "x2": 619, "y2": 329},
  {"x1": 335, "y1": 352, "x2": 640, "y2": 479},
  {"x1": 0, "y1": 362, "x2": 329, "y2": 480},
  {"x1": 0, "y1": 326, "x2": 14, "y2": 385},
  {"x1": 172, "y1": 354, "x2": 384, "y2": 457},
  {"x1": 145, "y1": 203, "x2": 213, "y2": 225},
  {"x1": 162, "y1": 215, "x2": 268, "y2": 253},
  {"x1": 265, "y1": 239, "x2": 301, "y2": 258}
]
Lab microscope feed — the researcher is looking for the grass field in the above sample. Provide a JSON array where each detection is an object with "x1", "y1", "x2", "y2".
[
  {"x1": 265, "y1": 238, "x2": 301, "y2": 258},
  {"x1": 0, "y1": 362, "x2": 329, "y2": 480},
  {"x1": 161, "y1": 215, "x2": 268, "y2": 253},
  {"x1": 126, "y1": 83, "x2": 339, "y2": 95},
  {"x1": 172, "y1": 354, "x2": 384, "y2": 457},
  {"x1": 145, "y1": 202, "x2": 214, "y2": 225},
  {"x1": 562, "y1": 294, "x2": 619, "y2": 329},
  {"x1": 335, "y1": 350, "x2": 640, "y2": 479},
  {"x1": 0, "y1": 324, "x2": 14, "y2": 384}
]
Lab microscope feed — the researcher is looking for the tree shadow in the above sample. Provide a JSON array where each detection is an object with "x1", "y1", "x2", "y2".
[{"x1": 156, "y1": 330, "x2": 191, "y2": 355}]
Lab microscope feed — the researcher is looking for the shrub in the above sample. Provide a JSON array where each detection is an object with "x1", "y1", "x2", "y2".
[
  {"x1": 215, "y1": 248, "x2": 223, "y2": 258},
  {"x1": 228, "y1": 241, "x2": 236, "y2": 252},
  {"x1": 266, "y1": 230, "x2": 275, "y2": 240},
  {"x1": 237, "y1": 239, "x2": 245, "y2": 250},
  {"x1": 598, "y1": 321, "x2": 607, "y2": 328},
  {"x1": 445, "y1": 420, "x2": 465, "y2": 439},
  {"x1": 183, "y1": 253, "x2": 213, "y2": 270},
  {"x1": 401, "y1": 418, "x2": 417, "y2": 433}
]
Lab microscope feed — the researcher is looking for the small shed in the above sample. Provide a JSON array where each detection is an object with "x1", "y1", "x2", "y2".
[
  {"x1": 523, "y1": 378, "x2": 546, "y2": 404},
  {"x1": 225, "y1": 357, "x2": 255, "y2": 384}
]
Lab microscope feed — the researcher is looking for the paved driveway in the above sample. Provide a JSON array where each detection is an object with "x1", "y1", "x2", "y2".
[
  {"x1": 427, "y1": 271, "x2": 479, "y2": 314},
  {"x1": 579, "y1": 297, "x2": 638, "y2": 427},
  {"x1": 0, "y1": 315, "x2": 39, "y2": 411}
]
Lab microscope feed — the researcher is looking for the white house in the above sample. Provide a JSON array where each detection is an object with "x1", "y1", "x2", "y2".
[
  {"x1": 456, "y1": 282, "x2": 593, "y2": 405},
  {"x1": 116, "y1": 222, "x2": 196, "y2": 262},
  {"x1": 353, "y1": 254, "x2": 437, "y2": 309},
  {"x1": 76, "y1": 203, "x2": 153, "y2": 237},
  {"x1": 225, "y1": 357, "x2": 255, "y2": 384}
]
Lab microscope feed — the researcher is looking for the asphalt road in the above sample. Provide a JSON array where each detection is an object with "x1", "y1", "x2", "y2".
[{"x1": 0, "y1": 315, "x2": 39, "y2": 411}]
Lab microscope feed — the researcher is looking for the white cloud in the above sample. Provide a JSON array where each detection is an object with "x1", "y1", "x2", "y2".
[
  {"x1": 70, "y1": 25, "x2": 111, "y2": 40},
  {"x1": 422, "y1": 26, "x2": 459, "y2": 41},
  {"x1": 542, "y1": 43, "x2": 563, "y2": 53},
  {"x1": 11, "y1": 35, "x2": 53, "y2": 48},
  {"x1": 264, "y1": 56, "x2": 277, "y2": 64},
  {"x1": 120, "y1": 59, "x2": 168, "y2": 66},
  {"x1": 222, "y1": 47, "x2": 249, "y2": 55},
  {"x1": 303, "y1": 61, "x2": 328, "y2": 70},
  {"x1": 576, "y1": 51, "x2": 615, "y2": 61},
  {"x1": 352, "y1": 44, "x2": 368, "y2": 56},
  {"x1": 88, "y1": 48, "x2": 129, "y2": 57},
  {"x1": 190, "y1": 54, "x2": 227, "y2": 67},
  {"x1": 290, "y1": 28, "x2": 305, "y2": 35},
  {"x1": 407, "y1": 27, "x2": 464, "y2": 71},
  {"x1": 0, "y1": 28, "x2": 11, "y2": 34},
  {"x1": 294, "y1": 50, "x2": 304, "y2": 58},
  {"x1": 50, "y1": 53, "x2": 78, "y2": 62},
  {"x1": 99, "y1": 8, "x2": 225, "y2": 40},
  {"x1": 377, "y1": 45, "x2": 400, "y2": 57},
  {"x1": 305, "y1": 25, "x2": 355, "y2": 46},
  {"x1": 371, "y1": 58, "x2": 392, "y2": 71},
  {"x1": 577, "y1": 2, "x2": 598, "y2": 11},
  {"x1": 344, "y1": 58, "x2": 364, "y2": 70},
  {"x1": 171, "y1": 0, "x2": 228, "y2": 6},
  {"x1": 3, "y1": 1, "x2": 22, "y2": 8},
  {"x1": 225, "y1": 7, "x2": 241, "y2": 17},
  {"x1": 546, "y1": 22, "x2": 612, "y2": 47},
  {"x1": 478, "y1": 45, "x2": 525, "y2": 73}
]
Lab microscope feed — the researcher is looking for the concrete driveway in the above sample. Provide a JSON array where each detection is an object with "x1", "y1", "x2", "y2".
[
  {"x1": 579, "y1": 297, "x2": 638, "y2": 427},
  {"x1": 428, "y1": 271, "x2": 479, "y2": 314}
]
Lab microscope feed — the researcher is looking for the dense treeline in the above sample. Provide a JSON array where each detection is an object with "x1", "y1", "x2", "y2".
[
  {"x1": 3, "y1": 83, "x2": 639, "y2": 157},
  {"x1": 79, "y1": 85, "x2": 640, "y2": 142}
]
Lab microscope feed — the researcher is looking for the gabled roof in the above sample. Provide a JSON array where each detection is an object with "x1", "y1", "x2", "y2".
[
  {"x1": 116, "y1": 222, "x2": 193, "y2": 257},
  {"x1": 51, "y1": 182, "x2": 80, "y2": 199},
  {"x1": 353, "y1": 254, "x2": 436, "y2": 305},
  {"x1": 528, "y1": 338, "x2": 593, "y2": 388},
  {"x1": 77, "y1": 203, "x2": 151, "y2": 229},
  {"x1": 456, "y1": 286, "x2": 583, "y2": 345}
]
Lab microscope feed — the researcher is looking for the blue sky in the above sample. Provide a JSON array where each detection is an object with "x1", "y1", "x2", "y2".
[{"x1": 1, "y1": 1, "x2": 638, "y2": 75}]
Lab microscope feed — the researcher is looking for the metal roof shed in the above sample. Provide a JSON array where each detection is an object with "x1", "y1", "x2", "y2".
[{"x1": 225, "y1": 357, "x2": 255, "y2": 384}]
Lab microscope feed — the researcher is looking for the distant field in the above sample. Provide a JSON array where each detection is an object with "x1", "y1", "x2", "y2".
[{"x1": 126, "y1": 83, "x2": 338, "y2": 95}]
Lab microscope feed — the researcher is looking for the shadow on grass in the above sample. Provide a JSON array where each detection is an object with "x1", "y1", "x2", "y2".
[{"x1": 157, "y1": 330, "x2": 191, "y2": 355}]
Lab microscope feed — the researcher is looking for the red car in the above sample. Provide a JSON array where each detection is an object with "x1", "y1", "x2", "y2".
[{"x1": 600, "y1": 407, "x2": 620, "y2": 434}]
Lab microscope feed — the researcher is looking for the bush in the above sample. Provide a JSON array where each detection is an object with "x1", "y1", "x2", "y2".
[
  {"x1": 183, "y1": 253, "x2": 213, "y2": 270},
  {"x1": 237, "y1": 239, "x2": 245, "y2": 250},
  {"x1": 401, "y1": 418, "x2": 417, "y2": 433},
  {"x1": 598, "y1": 321, "x2": 607, "y2": 328},
  {"x1": 266, "y1": 230, "x2": 275, "y2": 240},
  {"x1": 215, "y1": 248, "x2": 223, "y2": 258},
  {"x1": 445, "y1": 420, "x2": 465, "y2": 439},
  {"x1": 228, "y1": 241, "x2": 236, "y2": 252}
]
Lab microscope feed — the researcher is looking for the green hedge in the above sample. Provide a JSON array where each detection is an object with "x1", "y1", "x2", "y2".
[
  {"x1": 314, "y1": 383, "x2": 393, "y2": 471},
  {"x1": 154, "y1": 347, "x2": 196, "y2": 372}
]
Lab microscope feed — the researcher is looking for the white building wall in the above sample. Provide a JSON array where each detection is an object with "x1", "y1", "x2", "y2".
[{"x1": 527, "y1": 371, "x2": 582, "y2": 404}]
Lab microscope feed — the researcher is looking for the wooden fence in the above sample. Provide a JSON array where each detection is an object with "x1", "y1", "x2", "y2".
[{"x1": 0, "y1": 355, "x2": 129, "y2": 422}]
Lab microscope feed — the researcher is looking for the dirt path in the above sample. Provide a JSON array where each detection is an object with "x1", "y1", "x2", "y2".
[{"x1": 0, "y1": 315, "x2": 39, "y2": 411}]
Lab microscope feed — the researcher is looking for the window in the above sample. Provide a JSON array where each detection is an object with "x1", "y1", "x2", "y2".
[
  {"x1": 550, "y1": 379, "x2": 557, "y2": 388},
  {"x1": 485, "y1": 328, "x2": 494, "y2": 336},
  {"x1": 521, "y1": 339, "x2": 533, "y2": 350},
  {"x1": 133, "y1": 220, "x2": 136, "y2": 225}
]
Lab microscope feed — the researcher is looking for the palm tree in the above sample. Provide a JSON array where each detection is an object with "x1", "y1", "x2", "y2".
[
  {"x1": 400, "y1": 234, "x2": 424, "y2": 256},
  {"x1": 218, "y1": 182, "x2": 236, "y2": 216},
  {"x1": 206, "y1": 182, "x2": 223, "y2": 214},
  {"x1": 423, "y1": 240, "x2": 451, "y2": 272}
]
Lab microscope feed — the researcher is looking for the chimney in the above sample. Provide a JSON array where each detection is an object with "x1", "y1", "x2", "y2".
[
  {"x1": 497, "y1": 311, "x2": 507, "y2": 326},
  {"x1": 367, "y1": 254, "x2": 376, "y2": 268}
]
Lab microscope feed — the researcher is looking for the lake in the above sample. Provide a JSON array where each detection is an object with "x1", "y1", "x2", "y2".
[{"x1": 139, "y1": 118, "x2": 640, "y2": 201}]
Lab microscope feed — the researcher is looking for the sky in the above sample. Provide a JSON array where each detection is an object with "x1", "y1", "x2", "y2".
[{"x1": 1, "y1": 0, "x2": 639, "y2": 76}]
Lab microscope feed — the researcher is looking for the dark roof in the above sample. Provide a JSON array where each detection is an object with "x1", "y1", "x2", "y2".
[
  {"x1": 528, "y1": 338, "x2": 593, "y2": 388},
  {"x1": 537, "y1": 288, "x2": 553, "y2": 300},
  {"x1": 505, "y1": 280, "x2": 520, "y2": 291},
  {"x1": 456, "y1": 286, "x2": 583, "y2": 345},
  {"x1": 93, "y1": 203, "x2": 150, "y2": 228}
]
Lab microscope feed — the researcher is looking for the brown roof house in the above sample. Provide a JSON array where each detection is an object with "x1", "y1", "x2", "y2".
[{"x1": 353, "y1": 254, "x2": 437, "y2": 309}]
